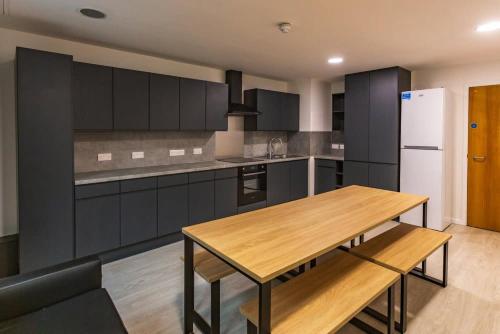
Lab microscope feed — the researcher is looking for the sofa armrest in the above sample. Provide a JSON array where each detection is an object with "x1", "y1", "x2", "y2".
[{"x1": 0, "y1": 256, "x2": 101, "y2": 321}]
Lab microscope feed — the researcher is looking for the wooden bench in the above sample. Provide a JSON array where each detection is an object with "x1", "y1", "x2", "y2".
[
  {"x1": 240, "y1": 252, "x2": 399, "y2": 334},
  {"x1": 350, "y1": 223, "x2": 452, "y2": 333},
  {"x1": 182, "y1": 250, "x2": 236, "y2": 334}
]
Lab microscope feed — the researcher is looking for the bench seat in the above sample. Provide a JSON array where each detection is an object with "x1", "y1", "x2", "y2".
[
  {"x1": 240, "y1": 252, "x2": 399, "y2": 334},
  {"x1": 350, "y1": 223, "x2": 451, "y2": 274},
  {"x1": 182, "y1": 250, "x2": 236, "y2": 283}
]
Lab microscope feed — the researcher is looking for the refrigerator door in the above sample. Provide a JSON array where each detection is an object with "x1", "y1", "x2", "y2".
[
  {"x1": 401, "y1": 88, "x2": 444, "y2": 149},
  {"x1": 400, "y1": 149, "x2": 447, "y2": 231}
]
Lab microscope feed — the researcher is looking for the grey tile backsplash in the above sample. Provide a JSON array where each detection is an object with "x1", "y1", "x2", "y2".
[
  {"x1": 74, "y1": 131, "x2": 215, "y2": 173},
  {"x1": 243, "y1": 131, "x2": 288, "y2": 157},
  {"x1": 288, "y1": 131, "x2": 334, "y2": 156}
]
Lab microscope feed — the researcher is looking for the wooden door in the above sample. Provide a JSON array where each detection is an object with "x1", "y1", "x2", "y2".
[{"x1": 467, "y1": 85, "x2": 500, "y2": 231}]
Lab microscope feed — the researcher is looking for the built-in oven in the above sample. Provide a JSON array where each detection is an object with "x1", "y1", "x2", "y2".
[{"x1": 238, "y1": 164, "x2": 267, "y2": 206}]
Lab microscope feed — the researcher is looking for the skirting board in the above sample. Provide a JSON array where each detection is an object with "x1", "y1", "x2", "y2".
[
  {"x1": 0, "y1": 234, "x2": 19, "y2": 278},
  {"x1": 445, "y1": 217, "x2": 465, "y2": 226}
]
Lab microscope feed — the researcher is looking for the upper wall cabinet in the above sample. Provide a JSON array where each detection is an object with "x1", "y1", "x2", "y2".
[
  {"x1": 244, "y1": 89, "x2": 300, "y2": 131},
  {"x1": 113, "y1": 68, "x2": 150, "y2": 130},
  {"x1": 73, "y1": 62, "x2": 113, "y2": 130},
  {"x1": 149, "y1": 73, "x2": 180, "y2": 130},
  {"x1": 206, "y1": 81, "x2": 229, "y2": 131},
  {"x1": 180, "y1": 78, "x2": 206, "y2": 130}
]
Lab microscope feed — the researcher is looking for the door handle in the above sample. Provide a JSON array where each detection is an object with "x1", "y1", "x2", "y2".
[{"x1": 472, "y1": 156, "x2": 486, "y2": 162}]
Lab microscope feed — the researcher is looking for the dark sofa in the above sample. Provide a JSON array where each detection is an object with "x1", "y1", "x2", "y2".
[{"x1": 0, "y1": 257, "x2": 127, "y2": 333}]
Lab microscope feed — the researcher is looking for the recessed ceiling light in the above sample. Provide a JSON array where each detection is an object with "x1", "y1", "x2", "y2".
[
  {"x1": 80, "y1": 8, "x2": 106, "y2": 19},
  {"x1": 328, "y1": 57, "x2": 343, "y2": 64},
  {"x1": 476, "y1": 21, "x2": 500, "y2": 32}
]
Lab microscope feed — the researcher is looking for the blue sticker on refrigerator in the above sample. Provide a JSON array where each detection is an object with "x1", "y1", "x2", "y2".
[{"x1": 402, "y1": 92, "x2": 411, "y2": 100}]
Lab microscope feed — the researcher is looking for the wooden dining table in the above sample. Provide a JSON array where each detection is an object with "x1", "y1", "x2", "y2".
[{"x1": 182, "y1": 185, "x2": 429, "y2": 334}]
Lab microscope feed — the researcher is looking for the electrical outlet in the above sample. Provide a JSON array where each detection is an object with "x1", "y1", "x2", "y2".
[
  {"x1": 332, "y1": 143, "x2": 340, "y2": 149},
  {"x1": 98, "y1": 153, "x2": 112, "y2": 161},
  {"x1": 132, "y1": 151, "x2": 144, "y2": 159},
  {"x1": 169, "y1": 149, "x2": 185, "y2": 157},
  {"x1": 193, "y1": 147, "x2": 202, "y2": 155},
  {"x1": 339, "y1": 144, "x2": 344, "y2": 149}
]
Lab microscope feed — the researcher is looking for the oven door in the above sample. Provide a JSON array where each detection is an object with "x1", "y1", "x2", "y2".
[{"x1": 239, "y1": 168, "x2": 267, "y2": 206}]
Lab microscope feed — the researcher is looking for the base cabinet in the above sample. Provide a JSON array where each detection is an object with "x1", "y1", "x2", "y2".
[
  {"x1": 215, "y1": 177, "x2": 238, "y2": 219},
  {"x1": 315, "y1": 166, "x2": 336, "y2": 194},
  {"x1": 343, "y1": 161, "x2": 369, "y2": 187},
  {"x1": 158, "y1": 185, "x2": 189, "y2": 236},
  {"x1": 343, "y1": 161, "x2": 398, "y2": 191},
  {"x1": 290, "y1": 160, "x2": 309, "y2": 200},
  {"x1": 120, "y1": 188, "x2": 158, "y2": 246},
  {"x1": 268, "y1": 160, "x2": 309, "y2": 206}
]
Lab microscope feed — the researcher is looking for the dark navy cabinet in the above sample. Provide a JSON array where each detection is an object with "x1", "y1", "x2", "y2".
[
  {"x1": 315, "y1": 160, "x2": 336, "y2": 194},
  {"x1": 120, "y1": 178, "x2": 158, "y2": 246},
  {"x1": 113, "y1": 68, "x2": 150, "y2": 130},
  {"x1": 188, "y1": 171, "x2": 215, "y2": 225},
  {"x1": 283, "y1": 93, "x2": 300, "y2": 132},
  {"x1": 290, "y1": 160, "x2": 308, "y2": 200},
  {"x1": 149, "y1": 74, "x2": 180, "y2": 130},
  {"x1": 158, "y1": 174, "x2": 189, "y2": 236},
  {"x1": 268, "y1": 160, "x2": 308, "y2": 206},
  {"x1": 73, "y1": 62, "x2": 113, "y2": 130},
  {"x1": 17, "y1": 48, "x2": 75, "y2": 273},
  {"x1": 214, "y1": 169, "x2": 238, "y2": 219},
  {"x1": 180, "y1": 78, "x2": 206, "y2": 130},
  {"x1": 75, "y1": 182, "x2": 120, "y2": 257},
  {"x1": 206, "y1": 81, "x2": 229, "y2": 131},
  {"x1": 368, "y1": 163, "x2": 399, "y2": 191},
  {"x1": 343, "y1": 161, "x2": 369, "y2": 187}
]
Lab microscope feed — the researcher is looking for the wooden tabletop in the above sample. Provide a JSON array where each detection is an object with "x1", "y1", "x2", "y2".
[{"x1": 183, "y1": 185, "x2": 428, "y2": 283}]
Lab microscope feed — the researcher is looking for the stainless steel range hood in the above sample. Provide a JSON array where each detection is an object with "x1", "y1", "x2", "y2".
[{"x1": 225, "y1": 70, "x2": 261, "y2": 116}]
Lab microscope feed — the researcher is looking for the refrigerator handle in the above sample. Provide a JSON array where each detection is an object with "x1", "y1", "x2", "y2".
[{"x1": 403, "y1": 145, "x2": 440, "y2": 150}]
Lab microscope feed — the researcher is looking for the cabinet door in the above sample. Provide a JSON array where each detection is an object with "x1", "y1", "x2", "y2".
[
  {"x1": 180, "y1": 78, "x2": 206, "y2": 130},
  {"x1": 282, "y1": 93, "x2": 300, "y2": 131},
  {"x1": 315, "y1": 166, "x2": 336, "y2": 194},
  {"x1": 257, "y1": 90, "x2": 282, "y2": 131},
  {"x1": 113, "y1": 68, "x2": 149, "y2": 130},
  {"x1": 206, "y1": 81, "x2": 229, "y2": 131},
  {"x1": 75, "y1": 195, "x2": 120, "y2": 257},
  {"x1": 369, "y1": 69, "x2": 400, "y2": 164},
  {"x1": 369, "y1": 163, "x2": 399, "y2": 191},
  {"x1": 189, "y1": 181, "x2": 215, "y2": 225},
  {"x1": 343, "y1": 161, "x2": 369, "y2": 187},
  {"x1": 149, "y1": 73, "x2": 180, "y2": 130},
  {"x1": 344, "y1": 72, "x2": 370, "y2": 161},
  {"x1": 158, "y1": 185, "x2": 188, "y2": 236},
  {"x1": 120, "y1": 190, "x2": 157, "y2": 246},
  {"x1": 267, "y1": 162, "x2": 290, "y2": 206},
  {"x1": 290, "y1": 160, "x2": 308, "y2": 200},
  {"x1": 215, "y1": 177, "x2": 238, "y2": 218},
  {"x1": 73, "y1": 62, "x2": 113, "y2": 130}
]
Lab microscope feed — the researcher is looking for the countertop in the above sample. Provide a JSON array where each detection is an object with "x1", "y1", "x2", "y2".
[
  {"x1": 75, "y1": 156, "x2": 310, "y2": 185},
  {"x1": 314, "y1": 154, "x2": 344, "y2": 161}
]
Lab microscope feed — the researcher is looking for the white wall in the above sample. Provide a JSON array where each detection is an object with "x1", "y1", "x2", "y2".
[
  {"x1": 412, "y1": 60, "x2": 500, "y2": 226},
  {"x1": 290, "y1": 79, "x2": 332, "y2": 132},
  {"x1": 0, "y1": 27, "x2": 288, "y2": 236}
]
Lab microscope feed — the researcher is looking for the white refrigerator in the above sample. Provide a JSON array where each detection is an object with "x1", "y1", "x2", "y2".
[{"x1": 400, "y1": 88, "x2": 450, "y2": 231}]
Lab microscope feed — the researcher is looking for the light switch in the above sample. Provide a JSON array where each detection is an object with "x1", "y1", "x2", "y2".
[
  {"x1": 132, "y1": 151, "x2": 144, "y2": 159},
  {"x1": 193, "y1": 147, "x2": 202, "y2": 155},
  {"x1": 170, "y1": 149, "x2": 185, "y2": 156},
  {"x1": 98, "y1": 153, "x2": 112, "y2": 161}
]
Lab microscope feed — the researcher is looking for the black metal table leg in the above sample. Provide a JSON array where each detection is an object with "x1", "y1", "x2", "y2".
[
  {"x1": 443, "y1": 242, "x2": 448, "y2": 287},
  {"x1": 421, "y1": 202, "x2": 428, "y2": 274},
  {"x1": 184, "y1": 236, "x2": 194, "y2": 334},
  {"x1": 310, "y1": 259, "x2": 317, "y2": 268},
  {"x1": 299, "y1": 264, "x2": 305, "y2": 273},
  {"x1": 360, "y1": 234, "x2": 365, "y2": 244},
  {"x1": 350, "y1": 239, "x2": 356, "y2": 248},
  {"x1": 259, "y1": 282, "x2": 271, "y2": 334},
  {"x1": 211, "y1": 281, "x2": 220, "y2": 334},
  {"x1": 400, "y1": 274, "x2": 408, "y2": 333},
  {"x1": 388, "y1": 284, "x2": 395, "y2": 334}
]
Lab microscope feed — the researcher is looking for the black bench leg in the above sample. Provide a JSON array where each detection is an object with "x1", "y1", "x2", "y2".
[
  {"x1": 299, "y1": 264, "x2": 306, "y2": 273},
  {"x1": 310, "y1": 259, "x2": 317, "y2": 269},
  {"x1": 421, "y1": 202, "x2": 428, "y2": 274},
  {"x1": 350, "y1": 239, "x2": 356, "y2": 248},
  {"x1": 400, "y1": 274, "x2": 408, "y2": 333},
  {"x1": 211, "y1": 281, "x2": 220, "y2": 334},
  {"x1": 443, "y1": 242, "x2": 449, "y2": 287},
  {"x1": 258, "y1": 282, "x2": 271, "y2": 334},
  {"x1": 388, "y1": 284, "x2": 395, "y2": 334},
  {"x1": 184, "y1": 236, "x2": 194, "y2": 334},
  {"x1": 247, "y1": 320, "x2": 257, "y2": 334},
  {"x1": 360, "y1": 234, "x2": 365, "y2": 244}
]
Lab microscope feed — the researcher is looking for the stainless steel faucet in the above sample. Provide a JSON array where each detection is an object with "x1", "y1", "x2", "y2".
[{"x1": 267, "y1": 137, "x2": 283, "y2": 159}]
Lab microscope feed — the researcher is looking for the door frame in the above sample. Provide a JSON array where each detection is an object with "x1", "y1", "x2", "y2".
[{"x1": 462, "y1": 80, "x2": 500, "y2": 226}]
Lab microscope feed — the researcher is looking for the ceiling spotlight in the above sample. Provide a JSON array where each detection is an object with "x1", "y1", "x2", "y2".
[
  {"x1": 328, "y1": 57, "x2": 343, "y2": 64},
  {"x1": 278, "y1": 22, "x2": 292, "y2": 33},
  {"x1": 476, "y1": 21, "x2": 500, "y2": 32},
  {"x1": 80, "y1": 8, "x2": 106, "y2": 19}
]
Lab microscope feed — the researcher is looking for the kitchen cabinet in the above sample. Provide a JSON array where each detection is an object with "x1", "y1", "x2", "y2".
[
  {"x1": 267, "y1": 162, "x2": 291, "y2": 206},
  {"x1": 149, "y1": 73, "x2": 180, "y2": 130},
  {"x1": 158, "y1": 174, "x2": 189, "y2": 236},
  {"x1": 188, "y1": 171, "x2": 215, "y2": 225},
  {"x1": 180, "y1": 78, "x2": 206, "y2": 130},
  {"x1": 214, "y1": 168, "x2": 238, "y2": 219},
  {"x1": 289, "y1": 159, "x2": 308, "y2": 200},
  {"x1": 75, "y1": 182, "x2": 120, "y2": 257},
  {"x1": 113, "y1": 68, "x2": 149, "y2": 130},
  {"x1": 244, "y1": 89, "x2": 300, "y2": 131},
  {"x1": 369, "y1": 163, "x2": 399, "y2": 191},
  {"x1": 343, "y1": 161, "x2": 370, "y2": 187},
  {"x1": 206, "y1": 81, "x2": 229, "y2": 131},
  {"x1": 17, "y1": 48, "x2": 74, "y2": 273},
  {"x1": 344, "y1": 72, "x2": 370, "y2": 162},
  {"x1": 315, "y1": 159, "x2": 337, "y2": 194},
  {"x1": 120, "y1": 178, "x2": 158, "y2": 246},
  {"x1": 73, "y1": 62, "x2": 113, "y2": 130}
]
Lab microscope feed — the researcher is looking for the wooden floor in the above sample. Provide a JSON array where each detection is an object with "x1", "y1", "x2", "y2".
[{"x1": 103, "y1": 223, "x2": 500, "y2": 334}]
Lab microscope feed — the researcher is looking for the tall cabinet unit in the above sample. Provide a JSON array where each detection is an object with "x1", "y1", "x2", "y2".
[
  {"x1": 343, "y1": 67, "x2": 411, "y2": 191},
  {"x1": 16, "y1": 48, "x2": 75, "y2": 272}
]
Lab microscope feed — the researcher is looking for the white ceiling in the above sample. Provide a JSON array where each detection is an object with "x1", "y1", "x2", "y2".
[{"x1": 2, "y1": 0, "x2": 500, "y2": 81}]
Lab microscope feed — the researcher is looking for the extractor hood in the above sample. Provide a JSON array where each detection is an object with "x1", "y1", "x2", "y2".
[{"x1": 226, "y1": 70, "x2": 261, "y2": 116}]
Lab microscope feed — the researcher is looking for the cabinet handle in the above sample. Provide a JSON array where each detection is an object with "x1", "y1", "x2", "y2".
[{"x1": 472, "y1": 156, "x2": 486, "y2": 162}]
